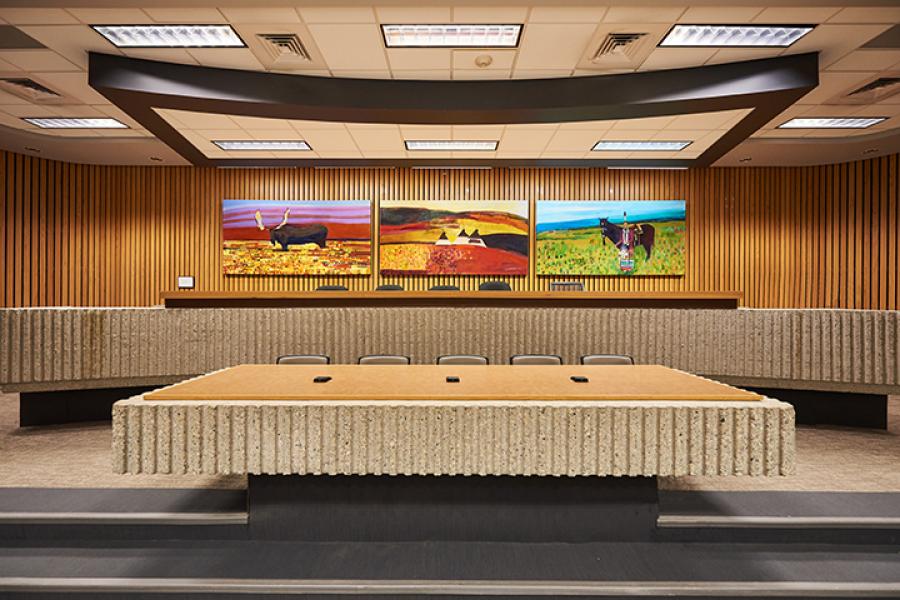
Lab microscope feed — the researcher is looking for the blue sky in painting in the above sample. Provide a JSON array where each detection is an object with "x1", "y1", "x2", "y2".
[{"x1": 536, "y1": 200, "x2": 684, "y2": 233}]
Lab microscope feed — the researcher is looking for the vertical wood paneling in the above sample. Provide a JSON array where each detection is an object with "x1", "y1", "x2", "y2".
[{"x1": 0, "y1": 150, "x2": 897, "y2": 309}]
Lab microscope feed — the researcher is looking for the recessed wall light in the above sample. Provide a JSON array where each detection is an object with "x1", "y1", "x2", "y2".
[
  {"x1": 592, "y1": 140, "x2": 691, "y2": 152},
  {"x1": 213, "y1": 140, "x2": 312, "y2": 151},
  {"x1": 91, "y1": 24, "x2": 245, "y2": 48},
  {"x1": 405, "y1": 140, "x2": 498, "y2": 151},
  {"x1": 777, "y1": 117, "x2": 886, "y2": 129},
  {"x1": 24, "y1": 117, "x2": 128, "y2": 129},
  {"x1": 24, "y1": 146, "x2": 41, "y2": 153},
  {"x1": 150, "y1": 156, "x2": 163, "y2": 162},
  {"x1": 739, "y1": 156, "x2": 752, "y2": 163},
  {"x1": 863, "y1": 148, "x2": 879, "y2": 155},
  {"x1": 382, "y1": 24, "x2": 522, "y2": 48},
  {"x1": 659, "y1": 24, "x2": 814, "y2": 47}
]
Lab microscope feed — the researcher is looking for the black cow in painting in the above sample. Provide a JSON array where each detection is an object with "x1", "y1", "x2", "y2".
[
  {"x1": 255, "y1": 208, "x2": 328, "y2": 251},
  {"x1": 599, "y1": 217, "x2": 655, "y2": 261}
]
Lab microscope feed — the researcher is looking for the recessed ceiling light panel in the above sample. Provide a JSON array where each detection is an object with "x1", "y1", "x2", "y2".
[
  {"x1": 778, "y1": 117, "x2": 886, "y2": 129},
  {"x1": 592, "y1": 140, "x2": 691, "y2": 152},
  {"x1": 382, "y1": 24, "x2": 522, "y2": 48},
  {"x1": 25, "y1": 117, "x2": 128, "y2": 129},
  {"x1": 659, "y1": 24, "x2": 813, "y2": 47},
  {"x1": 92, "y1": 24, "x2": 245, "y2": 48},
  {"x1": 405, "y1": 140, "x2": 499, "y2": 151},
  {"x1": 213, "y1": 140, "x2": 312, "y2": 151}
]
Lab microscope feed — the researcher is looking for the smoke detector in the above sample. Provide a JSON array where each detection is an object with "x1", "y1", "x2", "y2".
[
  {"x1": 256, "y1": 33, "x2": 311, "y2": 67},
  {"x1": 0, "y1": 78, "x2": 66, "y2": 104},
  {"x1": 474, "y1": 54, "x2": 493, "y2": 68}
]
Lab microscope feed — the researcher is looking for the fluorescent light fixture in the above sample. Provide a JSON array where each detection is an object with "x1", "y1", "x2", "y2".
[
  {"x1": 24, "y1": 117, "x2": 128, "y2": 129},
  {"x1": 213, "y1": 140, "x2": 312, "y2": 151},
  {"x1": 778, "y1": 117, "x2": 887, "y2": 129},
  {"x1": 92, "y1": 24, "x2": 245, "y2": 48},
  {"x1": 592, "y1": 140, "x2": 691, "y2": 152},
  {"x1": 382, "y1": 24, "x2": 522, "y2": 48},
  {"x1": 660, "y1": 24, "x2": 813, "y2": 47},
  {"x1": 405, "y1": 140, "x2": 498, "y2": 151}
]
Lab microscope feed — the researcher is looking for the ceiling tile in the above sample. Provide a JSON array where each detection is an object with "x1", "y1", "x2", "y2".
[
  {"x1": 298, "y1": 7, "x2": 376, "y2": 24},
  {"x1": 0, "y1": 9, "x2": 79, "y2": 25},
  {"x1": 677, "y1": 6, "x2": 765, "y2": 23},
  {"x1": 290, "y1": 120, "x2": 347, "y2": 131},
  {"x1": 66, "y1": 8, "x2": 153, "y2": 24},
  {"x1": 349, "y1": 127, "x2": 404, "y2": 152},
  {"x1": 143, "y1": 8, "x2": 228, "y2": 23},
  {"x1": 828, "y1": 50, "x2": 900, "y2": 72},
  {"x1": 667, "y1": 110, "x2": 741, "y2": 130},
  {"x1": 387, "y1": 48, "x2": 451, "y2": 70},
  {"x1": 220, "y1": 7, "x2": 301, "y2": 24},
  {"x1": 544, "y1": 129, "x2": 605, "y2": 153},
  {"x1": 600, "y1": 129, "x2": 659, "y2": 141},
  {"x1": 392, "y1": 70, "x2": 450, "y2": 80},
  {"x1": 500, "y1": 128, "x2": 555, "y2": 152},
  {"x1": 297, "y1": 127, "x2": 359, "y2": 151},
  {"x1": 0, "y1": 50, "x2": 80, "y2": 72},
  {"x1": 452, "y1": 69, "x2": 510, "y2": 79},
  {"x1": 638, "y1": 48, "x2": 717, "y2": 71},
  {"x1": 795, "y1": 71, "x2": 876, "y2": 104},
  {"x1": 652, "y1": 129, "x2": 699, "y2": 141},
  {"x1": 375, "y1": 7, "x2": 452, "y2": 23},
  {"x1": 94, "y1": 104, "x2": 143, "y2": 128},
  {"x1": 452, "y1": 49, "x2": 516, "y2": 70},
  {"x1": 247, "y1": 129, "x2": 307, "y2": 141},
  {"x1": 452, "y1": 125, "x2": 505, "y2": 138},
  {"x1": 171, "y1": 112, "x2": 240, "y2": 129},
  {"x1": 230, "y1": 116, "x2": 294, "y2": 130},
  {"x1": 452, "y1": 6, "x2": 529, "y2": 23},
  {"x1": 604, "y1": 6, "x2": 686, "y2": 23},
  {"x1": 400, "y1": 125, "x2": 453, "y2": 139},
  {"x1": 528, "y1": 6, "x2": 607, "y2": 24},
  {"x1": 558, "y1": 119, "x2": 616, "y2": 130},
  {"x1": 752, "y1": 7, "x2": 841, "y2": 24},
  {"x1": 704, "y1": 48, "x2": 783, "y2": 65},
  {"x1": 123, "y1": 48, "x2": 198, "y2": 66},
  {"x1": 828, "y1": 7, "x2": 900, "y2": 24},
  {"x1": 16, "y1": 25, "x2": 117, "y2": 70},
  {"x1": 0, "y1": 88, "x2": 33, "y2": 105},
  {"x1": 307, "y1": 24, "x2": 388, "y2": 70},
  {"x1": 516, "y1": 23, "x2": 597, "y2": 69},
  {"x1": 784, "y1": 24, "x2": 891, "y2": 68},
  {"x1": 187, "y1": 49, "x2": 264, "y2": 71},
  {"x1": 194, "y1": 129, "x2": 256, "y2": 140},
  {"x1": 610, "y1": 116, "x2": 676, "y2": 130}
]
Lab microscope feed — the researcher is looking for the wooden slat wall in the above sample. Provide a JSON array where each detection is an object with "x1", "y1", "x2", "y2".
[{"x1": 1, "y1": 150, "x2": 897, "y2": 309}]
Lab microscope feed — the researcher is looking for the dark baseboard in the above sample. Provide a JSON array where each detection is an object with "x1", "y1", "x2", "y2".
[
  {"x1": 19, "y1": 386, "x2": 159, "y2": 427},
  {"x1": 746, "y1": 387, "x2": 887, "y2": 429}
]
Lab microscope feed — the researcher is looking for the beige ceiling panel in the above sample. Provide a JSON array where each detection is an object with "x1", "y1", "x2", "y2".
[
  {"x1": 828, "y1": 7, "x2": 900, "y2": 24},
  {"x1": 401, "y1": 125, "x2": 453, "y2": 139},
  {"x1": 452, "y1": 69, "x2": 511, "y2": 79},
  {"x1": 66, "y1": 9, "x2": 153, "y2": 24},
  {"x1": 386, "y1": 48, "x2": 451, "y2": 70},
  {"x1": 392, "y1": 70, "x2": 451, "y2": 79},
  {"x1": 796, "y1": 71, "x2": 876, "y2": 104},
  {"x1": 230, "y1": 116, "x2": 294, "y2": 131},
  {"x1": 451, "y1": 6, "x2": 529, "y2": 23},
  {"x1": 375, "y1": 7, "x2": 452, "y2": 24},
  {"x1": 677, "y1": 6, "x2": 764, "y2": 23},
  {"x1": 705, "y1": 48, "x2": 783, "y2": 65},
  {"x1": 247, "y1": 129, "x2": 307, "y2": 141},
  {"x1": 220, "y1": 7, "x2": 301, "y2": 24},
  {"x1": 652, "y1": 129, "x2": 697, "y2": 141},
  {"x1": 290, "y1": 120, "x2": 347, "y2": 131},
  {"x1": 828, "y1": 50, "x2": 900, "y2": 72},
  {"x1": 609, "y1": 116, "x2": 675, "y2": 130},
  {"x1": 17, "y1": 25, "x2": 119, "y2": 70},
  {"x1": 301, "y1": 127, "x2": 359, "y2": 151},
  {"x1": 349, "y1": 127, "x2": 404, "y2": 152},
  {"x1": 784, "y1": 24, "x2": 891, "y2": 68},
  {"x1": 452, "y1": 49, "x2": 516, "y2": 70},
  {"x1": 511, "y1": 69, "x2": 573, "y2": 79},
  {"x1": 667, "y1": 110, "x2": 742, "y2": 130},
  {"x1": 0, "y1": 9, "x2": 78, "y2": 25},
  {"x1": 752, "y1": 7, "x2": 841, "y2": 24},
  {"x1": 0, "y1": 50, "x2": 80, "y2": 72},
  {"x1": 168, "y1": 111, "x2": 239, "y2": 129},
  {"x1": 601, "y1": 129, "x2": 659, "y2": 141},
  {"x1": 35, "y1": 72, "x2": 109, "y2": 104},
  {"x1": 94, "y1": 104, "x2": 143, "y2": 129},
  {"x1": 758, "y1": 104, "x2": 808, "y2": 130},
  {"x1": 604, "y1": 6, "x2": 686, "y2": 24},
  {"x1": 195, "y1": 129, "x2": 256, "y2": 141},
  {"x1": 544, "y1": 129, "x2": 605, "y2": 153},
  {"x1": 516, "y1": 23, "x2": 598, "y2": 69},
  {"x1": 331, "y1": 70, "x2": 392, "y2": 79},
  {"x1": 187, "y1": 49, "x2": 264, "y2": 71},
  {"x1": 499, "y1": 128, "x2": 555, "y2": 152},
  {"x1": 307, "y1": 24, "x2": 388, "y2": 70},
  {"x1": 143, "y1": 8, "x2": 228, "y2": 23},
  {"x1": 0, "y1": 89, "x2": 33, "y2": 105},
  {"x1": 638, "y1": 48, "x2": 717, "y2": 72},
  {"x1": 800, "y1": 104, "x2": 869, "y2": 117},
  {"x1": 452, "y1": 125, "x2": 505, "y2": 139},
  {"x1": 558, "y1": 120, "x2": 616, "y2": 131},
  {"x1": 123, "y1": 48, "x2": 199, "y2": 66},
  {"x1": 298, "y1": 7, "x2": 376, "y2": 24},
  {"x1": 528, "y1": 6, "x2": 607, "y2": 24},
  {"x1": 2, "y1": 104, "x2": 56, "y2": 118}
]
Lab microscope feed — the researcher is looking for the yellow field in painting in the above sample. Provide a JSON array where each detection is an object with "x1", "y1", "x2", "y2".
[
  {"x1": 379, "y1": 217, "x2": 526, "y2": 244},
  {"x1": 223, "y1": 240, "x2": 371, "y2": 275}
]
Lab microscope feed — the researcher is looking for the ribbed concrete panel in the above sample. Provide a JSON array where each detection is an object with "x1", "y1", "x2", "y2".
[
  {"x1": 2, "y1": 307, "x2": 899, "y2": 393},
  {"x1": 112, "y1": 395, "x2": 794, "y2": 477}
]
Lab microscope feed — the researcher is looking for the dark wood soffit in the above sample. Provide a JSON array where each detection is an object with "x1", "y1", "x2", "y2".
[{"x1": 88, "y1": 52, "x2": 819, "y2": 169}]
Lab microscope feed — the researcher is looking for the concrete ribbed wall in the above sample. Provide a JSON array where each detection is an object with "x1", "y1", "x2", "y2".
[
  {"x1": 113, "y1": 394, "x2": 795, "y2": 477},
  {"x1": 1, "y1": 307, "x2": 898, "y2": 393}
]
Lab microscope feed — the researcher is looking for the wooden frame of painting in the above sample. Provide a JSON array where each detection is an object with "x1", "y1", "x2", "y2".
[
  {"x1": 379, "y1": 200, "x2": 529, "y2": 276},
  {"x1": 536, "y1": 200, "x2": 686, "y2": 276},
  {"x1": 222, "y1": 199, "x2": 372, "y2": 275}
]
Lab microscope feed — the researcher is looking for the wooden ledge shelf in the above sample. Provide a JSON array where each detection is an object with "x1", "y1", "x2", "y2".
[{"x1": 161, "y1": 291, "x2": 741, "y2": 309}]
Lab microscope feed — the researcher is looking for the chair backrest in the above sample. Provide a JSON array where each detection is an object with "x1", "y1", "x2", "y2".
[
  {"x1": 276, "y1": 354, "x2": 330, "y2": 365},
  {"x1": 375, "y1": 284, "x2": 404, "y2": 291},
  {"x1": 478, "y1": 281, "x2": 511, "y2": 291},
  {"x1": 510, "y1": 354, "x2": 563, "y2": 365},
  {"x1": 429, "y1": 285, "x2": 460, "y2": 291},
  {"x1": 580, "y1": 354, "x2": 634, "y2": 366},
  {"x1": 316, "y1": 285, "x2": 348, "y2": 291},
  {"x1": 437, "y1": 354, "x2": 489, "y2": 365},
  {"x1": 358, "y1": 354, "x2": 411, "y2": 365}
]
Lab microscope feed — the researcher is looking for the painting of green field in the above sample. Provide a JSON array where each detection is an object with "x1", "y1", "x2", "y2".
[{"x1": 536, "y1": 200, "x2": 685, "y2": 276}]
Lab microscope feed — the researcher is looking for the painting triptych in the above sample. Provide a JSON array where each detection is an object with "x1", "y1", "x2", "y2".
[{"x1": 222, "y1": 199, "x2": 686, "y2": 277}]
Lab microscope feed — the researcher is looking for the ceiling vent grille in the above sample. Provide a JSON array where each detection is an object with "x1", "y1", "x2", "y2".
[
  {"x1": 849, "y1": 77, "x2": 900, "y2": 96},
  {"x1": 256, "y1": 33, "x2": 311, "y2": 66},
  {"x1": 0, "y1": 78, "x2": 64, "y2": 104},
  {"x1": 829, "y1": 73, "x2": 900, "y2": 105},
  {"x1": 593, "y1": 32, "x2": 647, "y2": 62}
]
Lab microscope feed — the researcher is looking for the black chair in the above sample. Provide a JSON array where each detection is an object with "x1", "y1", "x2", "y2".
[
  {"x1": 376, "y1": 284, "x2": 404, "y2": 291},
  {"x1": 276, "y1": 354, "x2": 331, "y2": 365},
  {"x1": 437, "y1": 354, "x2": 489, "y2": 365},
  {"x1": 510, "y1": 354, "x2": 563, "y2": 365},
  {"x1": 316, "y1": 285, "x2": 348, "y2": 291},
  {"x1": 479, "y1": 281, "x2": 511, "y2": 291},
  {"x1": 429, "y1": 285, "x2": 460, "y2": 291},
  {"x1": 358, "y1": 354, "x2": 411, "y2": 365},
  {"x1": 580, "y1": 354, "x2": 634, "y2": 365}
]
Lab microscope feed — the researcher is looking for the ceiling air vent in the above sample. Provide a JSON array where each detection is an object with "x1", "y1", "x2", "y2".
[
  {"x1": 592, "y1": 32, "x2": 647, "y2": 63},
  {"x1": 829, "y1": 72, "x2": 900, "y2": 105},
  {"x1": 0, "y1": 78, "x2": 65, "y2": 104},
  {"x1": 256, "y1": 33, "x2": 311, "y2": 67}
]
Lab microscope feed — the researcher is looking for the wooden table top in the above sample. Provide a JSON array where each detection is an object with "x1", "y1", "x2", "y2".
[{"x1": 144, "y1": 364, "x2": 762, "y2": 402}]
